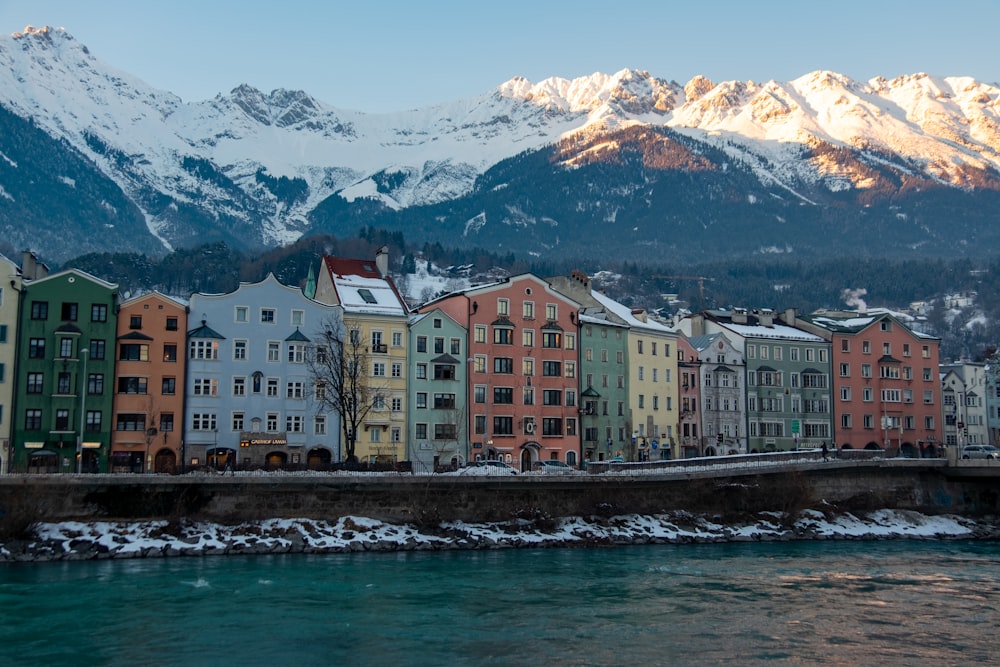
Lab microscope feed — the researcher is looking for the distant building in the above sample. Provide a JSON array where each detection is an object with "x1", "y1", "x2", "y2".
[
  {"x1": 685, "y1": 332, "x2": 746, "y2": 455},
  {"x1": 940, "y1": 361, "x2": 988, "y2": 450}
]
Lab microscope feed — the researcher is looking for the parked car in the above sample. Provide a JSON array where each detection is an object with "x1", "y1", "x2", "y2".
[
  {"x1": 533, "y1": 460, "x2": 579, "y2": 475},
  {"x1": 460, "y1": 460, "x2": 518, "y2": 475},
  {"x1": 960, "y1": 445, "x2": 1000, "y2": 460}
]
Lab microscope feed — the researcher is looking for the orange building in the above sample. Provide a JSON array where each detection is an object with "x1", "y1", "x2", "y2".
[
  {"x1": 419, "y1": 274, "x2": 582, "y2": 471},
  {"x1": 111, "y1": 293, "x2": 187, "y2": 472}
]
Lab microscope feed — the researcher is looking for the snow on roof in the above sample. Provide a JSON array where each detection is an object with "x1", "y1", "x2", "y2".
[
  {"x1": 722, "y1": 321, "x2": 825, "y2": 342},
  {"x1": 591, "y1": 290, "x2": 673, "y2": 333},
  {"x1": 334, "y1": 274, "x2": 406, "y2": 316}
]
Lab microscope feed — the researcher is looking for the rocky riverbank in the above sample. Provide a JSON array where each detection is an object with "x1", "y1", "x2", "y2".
[{"x1": 3, "y1": 509, "x2": 998, "y2": 562}]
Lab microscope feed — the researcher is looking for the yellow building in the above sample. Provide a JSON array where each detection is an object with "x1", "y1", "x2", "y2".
[{"x1": 313, "y1": 247, "x2": 409, "y2": 464}]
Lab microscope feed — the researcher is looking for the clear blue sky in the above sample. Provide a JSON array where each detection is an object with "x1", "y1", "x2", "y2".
[{"x1": 2, "y1": 0, "x2": 997, "y2": 112}]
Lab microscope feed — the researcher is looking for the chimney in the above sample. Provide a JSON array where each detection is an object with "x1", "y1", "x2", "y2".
[
  {"x1": 783, "y1": 308, "x2": 797, "y2": 327},
  {"x1": 758, "y1": 308, "x2": 774, "y2": 327},
  {"x1": 21, "y1": 250, "x2": 48, "y2": 280},
  {"x1": 732, "y1": 308, "x2": 748, "y2": 325},
  {"x1": 375, "y1": 245, "x2": 389, "y2": 278},
  {"x1": 689, "y1": 313, "x2": 705, "y2": 336}
]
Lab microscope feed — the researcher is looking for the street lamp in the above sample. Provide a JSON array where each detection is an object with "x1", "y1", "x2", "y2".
[{"x1": 76, "y1": 347, "x2": 89, "y2": 474}]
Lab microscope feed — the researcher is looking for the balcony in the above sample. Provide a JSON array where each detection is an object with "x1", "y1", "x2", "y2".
[{"x1": 371, "y1": 344, "x2": 388, "y2": 354}]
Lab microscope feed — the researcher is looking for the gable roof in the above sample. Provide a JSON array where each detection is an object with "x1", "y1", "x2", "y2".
[{"x1": 322, "y1": 256, "x2": 407, "y2": 316}]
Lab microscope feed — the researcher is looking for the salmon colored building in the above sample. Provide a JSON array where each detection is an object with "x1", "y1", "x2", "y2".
[
  {"x1": 791, "y1": 310, "x2": 943, "y2": 457},
  {"x1": 420, "y1": 274, "x2": 583, "y2": 471},
  {"x1": 111, "y1": 292, "x2": 187, "y2": 472}
]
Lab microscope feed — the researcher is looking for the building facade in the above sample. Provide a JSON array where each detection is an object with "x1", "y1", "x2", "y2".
[
  {"x1": 186, "y1": 274, "x2": 343, "y2": 470},
  {"x1": 940, "y1": 361, "x2": 989, "y2": 451},
  {"x1": 676, "y1": 334, "x2": 703, "y2": 458},
  {"x1": 687, "y1": 332, "x2": 746, "y2": 455},
  {"x1": 11, "y1": 269, "x2": 119, "y2": 472},
  {"x1": 794, "y1": 310, "x2": 943, "y2": 456},
  {"x1": 111, "y1": 292, "x2": 188, "y2": 473},
  {"x1": 314, "y1": 248, "x2": 410, "y2": 464},
  {"x1": 422, "y1": 274, "x2": 583, "y2": 470},
  {"x1": 407, "y1": 309, "x2": 467, "y2": 472}
]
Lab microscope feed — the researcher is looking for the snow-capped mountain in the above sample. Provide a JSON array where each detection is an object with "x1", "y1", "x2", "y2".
[{"x1": 2, "y1": 25, "x2": 1000, "y2": 263}]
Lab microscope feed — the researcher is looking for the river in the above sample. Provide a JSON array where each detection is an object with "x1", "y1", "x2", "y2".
[{"x1": 1, "y1": 540, "x2": 997, "y2": 666}]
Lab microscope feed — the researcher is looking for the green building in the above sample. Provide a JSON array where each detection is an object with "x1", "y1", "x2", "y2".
[{"x1": 11, "y1": 269, "x2": 119, "y2": 473}]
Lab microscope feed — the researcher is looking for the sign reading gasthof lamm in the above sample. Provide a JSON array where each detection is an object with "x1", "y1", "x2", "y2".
[{"x1": 239, "y1": 432, "x2": 288, "y2": 447}]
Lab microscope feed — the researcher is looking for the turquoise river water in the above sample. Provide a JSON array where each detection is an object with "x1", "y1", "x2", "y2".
[{"x1": 1, "y1": 540, "x2": 998, "y2": 666}]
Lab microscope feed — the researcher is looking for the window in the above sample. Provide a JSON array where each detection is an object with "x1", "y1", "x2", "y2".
[
  {"x1": 494, "y1": 328, "x2": 513, "y2": 345},
  {"x1": 188, "y1": 340, "x2": 216, "y2": 360},
  {"x1": 165, "y1": 316, "x2": 178, "y2": 331},
  {"x1": 861, "y1": 364, "x2": 872, "y2": 378},
  {"x1": 416, "y1": 393, "x2": 428, "y2": 409},
  {"x1": 542, "y1": 417, "x2": 562, "y2": 436},
  {"x1": 27, "y1": 372, "x2": 44, "y2": 394},
  {"x1": 286, "y1": 415, "x2": 304, "y2": 433},
  {"x1": 493, "y1": 388, "x2": 513, "y2": 405},
  {"x1": 863, "y1": 341, "x2": 871, "y2": 354},
  {"x1": 392, "y1": 363, "x2": 402, "y2": 378},
  {"x1": 89, "y1": 340, "x2": 106, "y2": 360},
  {"x1": 159, "y1": 413, "x2": 174, "y2": 432},
  {"x1": 162, "y1": 377, "x2": 176, "y2": 395},
  {"x1": 923, "y1": 368, "x2": 932, "y2": 381},
  {"x1": 433, "y1": 363, "x2": 455, "y2": 380},
  {"x1": 29, "y1": 338, "x2": 45, "y2": 359},
  {"x1": 523, "y1": 301, "x2": 535, "y2": 319},
  {"x1": 61, "y1": 302, "x2": 78, "y2": 321},
  {"x1": 268, "y1": 342, "x2": 280, "y2": 362},
  {"x1": 266, "y1": 413, "x2": 278, "y2": 432},
  {"x1": 261, "y1": 308, "x2": 275, "y2": 323},
  {"x1": 86, "y1": 410, "x2": 102, "y2": 431},
  {"x1": 428, "y1": 393, "x2": 455, "y2": 410},
  {"x1": 522, "y1": 330, "x2": 534, "y2": 347},
  {"x1": 121, "y1": 343, "x2": 150, "y2": 361},
  {"x1": 392, "y1": 331, "x2": 403, "y2": 347},
  {"x1": 129, "y1": 315, "x2": 143, "y2": 329},
  {"x1": 286, "y1": 381, "x2": 304, "y2": 399},
  {"x1": 924, "y1": 390, "x2": 934, "y2": 405},
  {"x1": 493, "y1": 416, "x2": 513, "y2": 435},
  {"x1": 287, "y1": 343, "x2": 305, "y2": 363},
  {"x1": 314, "y1": 416, "x2": 326, "y2": 435},
  {"x1": 233, "y1": 377, "x2": 246, "y2": 396},
  {"x1": 91, "y1": 304, "x2": 108, "y2": 322},
  {"x1": 922, "y1": 345, "x2": 930, "y2": 359},
  {"x1": 494, "y1": 357, "x2": 514, "y2": 374},
  {"x1": 25, "y1": 409, "x2": 42, "y2": 430},
  {"x1": 416, "y1": 336, "x2": 427, "y2": 353},
  {"x1": 546, "y1": 304, "x2": 557, "y2": 321},
  {"x1": 840, "y1": 363, "x2": 850, "y2": 377},
  {"x1": 880, "y1": 319, "x2": 892, "y2": 332},
  {"x1": 163, "y1": 344, "x2": 178, "y2": 362},
  {"x1": 542, "y1": 361, "x2": 561, "y2": 377},
  {"x1": 267, "y1": 378, "x2": 279, "y2": 397},
  {"x1": 31, "y1": 301, "x2": 48, "y2": 320},
  {"x1": 474, "y1": 326, "x2": 486, "y2": 344},
  {"x1": 434, "y1": 423, "x2": 457, "y2": 440},
  {"x1": 193, "y1": 378, "x2": 218, "y2": 396},
  {"x1": 522, "y1": 359, "x2": 535, "y2": 376},
  {"x1": 372, "y1": 362, "x2": 386, "y2": 377},
  {"x1": 118, "y1": 377, "x2": 148, "y2": 394},
  {"x1": 117, "y1": 413, "x2": 147, "y2": 432},
  {"x1": 474, "y1": 386, "x2": 486, "y2": 404},
  {"x1": 234, "y1": 340, "x2": 247, "y2": 360},
  {"x1": 543, "y1": 390, "x2": 562, "y2": 406},
  {"x1": 55, "y1": 409, "x2": 70, "y2": 431},
  {"x1": 416, "y1": 364, "x2": 428, "y2": 380},
  {"x1": 497, "y1": 299, "x2": 509, "y2": 316},
  {"x1": 542, "y1": 331, "x2": 561, "y2": 348},
  {"x1": 841, "y1": 386, "x2": 851, "y2": 401}
]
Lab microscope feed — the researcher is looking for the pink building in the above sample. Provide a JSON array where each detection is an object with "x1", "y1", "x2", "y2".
[
  {"x1": 792, "y1": 310, "x2": 943, "y2": 456},
  {"x1": 420, "y1": 274, "x2": 582, "y2": 471},
  {"x1": 676, "y1": 334, "x2": 702, "y2": 457}
]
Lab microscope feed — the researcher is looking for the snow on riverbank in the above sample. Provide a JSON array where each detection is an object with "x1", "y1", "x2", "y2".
[{"x1": 2, "y1": 509, "x2": 996, "y2": 562}]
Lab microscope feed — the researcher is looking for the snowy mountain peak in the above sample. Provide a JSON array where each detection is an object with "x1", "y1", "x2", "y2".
[{"x1": 3, "y1": 27, "x2": 1000, "y2": 263}]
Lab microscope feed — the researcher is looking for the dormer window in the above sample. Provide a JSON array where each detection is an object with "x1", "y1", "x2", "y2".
[{"x1": 358, "y1": 289, "x2": 377, "y2": 304}]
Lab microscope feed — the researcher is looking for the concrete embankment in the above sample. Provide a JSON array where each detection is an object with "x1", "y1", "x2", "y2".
[{"x1": 1, "y1": 461, "x2": 998, "y2": 528}]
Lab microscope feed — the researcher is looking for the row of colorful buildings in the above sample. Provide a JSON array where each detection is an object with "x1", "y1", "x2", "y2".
[{"x1": 1, "y1": 250, "x2": 996, "y2": 474}]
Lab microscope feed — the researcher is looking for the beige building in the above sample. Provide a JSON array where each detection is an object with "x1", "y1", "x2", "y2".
[{"x1": 314, "y1": 247, "x2": 409, "y2": 464}]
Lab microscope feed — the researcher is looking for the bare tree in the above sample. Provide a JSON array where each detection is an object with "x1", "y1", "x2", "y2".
[{"x1": 307, "y1": 318, "x2": 384, "y2": 463}]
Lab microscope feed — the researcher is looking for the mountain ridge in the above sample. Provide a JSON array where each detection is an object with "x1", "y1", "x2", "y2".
[{"x1": 2, "y1": 25, "x2": 1000, "y2": 263}]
